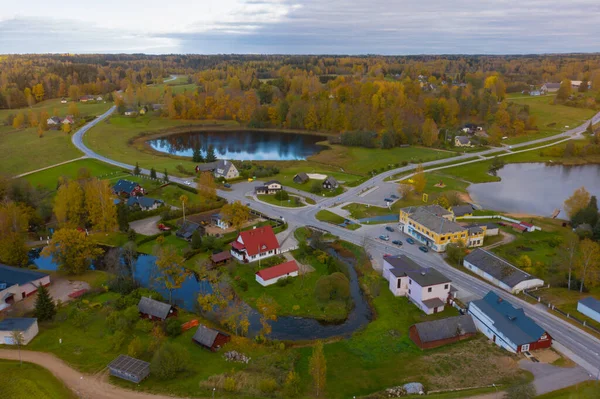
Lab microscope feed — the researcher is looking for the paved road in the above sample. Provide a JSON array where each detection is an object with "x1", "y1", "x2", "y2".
[{"x1": 71, "y1": 106, "x2": 600, "y2": 377}]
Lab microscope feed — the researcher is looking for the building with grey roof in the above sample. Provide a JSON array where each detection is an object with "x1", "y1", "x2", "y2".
[
  {"x1": 108, "y1": 355, "x2": 150, "y2": 383},
  {"x1": 0, "y1": 318, "x2": 39, "y2": 345},
  {"x1": 409, "y1": 315, "x2": 477, "y2": 349},
  {"x1": 468, "y1": 291, "x2": 552, "y2": 353},
  {"x1": 577, "y1": 297, "x2": 600, "y2": 323},
  {"x1": 192, "y1": 324, "x2": 231, "y2": 351},
  {"x1": 0, "y1": 264, "x2": 51, "y2": 312},
  {"x1": 383, "y1": 255, "x2": 454, "y2": 315},
  {"x1": 451, "y1": 204, "x2": 474, "y2": 218},
  {"x1": 463, "y1": 249, "x2": 544, "y2": 293},
  {"x1": 137, "y1": 296, "x2": 176, "y2": 321},
  {"x1": 213, "y1": 160, "x2": 239, "y2": 180}
]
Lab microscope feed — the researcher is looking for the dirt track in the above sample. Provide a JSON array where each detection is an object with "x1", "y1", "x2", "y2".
[{"x1": 0, "y1": 349, "x2": 192, "y2": 399}]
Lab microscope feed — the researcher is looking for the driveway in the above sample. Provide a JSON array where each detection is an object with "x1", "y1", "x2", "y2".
[
  {"x1": 6, "y1": 276, "x2": 90, "y2": 315},
  {"x1": 519, "y1": 359, "x2": 591, "y2": 394},
  {"x1": 129, "y1": 216, "x2": 161, "y2": 236}
]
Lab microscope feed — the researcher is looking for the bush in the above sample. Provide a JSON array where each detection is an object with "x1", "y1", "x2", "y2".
[
  {"x1": 258, "y1": 378, "x2": 278, "y2": 394},
  {"x1": 224, "y1": 377, "x2": 237, "y2": 392},
  {"x1": 238, "y1": 280, "x2": 249, "y2": 291},
  {"x1": 274, "y1": 190, "x2": 289, "y2": 201},
  {"x1": 276, "y1": 276, "x2": 294, "y2": 287},
  {"x1": 310, "y1": 181, "x2": 322, "y2": 194},
  {"x1": 135, "y1": 319, "x2": 154, "y2": 333},
  {"x1": 165, "y1": 318, "x2": 182, "y2": 337},
  {"x1": 109, "y1": 331, "x2": 127, "y2": 350},
  {"x1": 315, "y1": 272, "x2": 350, "y2": 302},
  {"x1": 151, "y1": 342, "x2": 191, "y2": 379},
  {"x1": 128, "y1": 336, "x2": 145, "y2": 358}
]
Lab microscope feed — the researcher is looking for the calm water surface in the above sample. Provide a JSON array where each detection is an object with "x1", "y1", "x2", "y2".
[
  {"x1": 468, "y1": 163, "x2": 600, "y2": 216},
  {"x1": 148, "y1": 130, "x2": 327, "y2": 161}
]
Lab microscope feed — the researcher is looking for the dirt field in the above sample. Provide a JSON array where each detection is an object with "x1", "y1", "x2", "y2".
[{"x1": 129, "y1": 216, "x2": 161, "y2": 236}]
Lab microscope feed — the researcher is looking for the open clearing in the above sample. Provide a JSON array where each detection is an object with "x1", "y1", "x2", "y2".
[
  {"x1": 24, "y1": 158, "x2": 126, "y2": 189},
  {"x1": 0, "y1": 358, "x2": 77, "y2": 399}
]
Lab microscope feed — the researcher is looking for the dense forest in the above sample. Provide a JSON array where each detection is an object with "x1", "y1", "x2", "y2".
[{"x1": 3, "y1": 54, "x2": 600, "y2": 146}]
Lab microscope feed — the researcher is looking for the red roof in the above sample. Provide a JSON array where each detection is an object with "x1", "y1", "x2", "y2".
[
  {"x1": 520, "y1": 222, "x2": 534, "y2": 228},
  {"x1": 512, "y1": 223, "x2": 527, "y2": 231},
  {"x1": 231, "y1": 241, "x2": 245, "y2": 251},
  {"x1": 211, "y1": 251, "x2": 231, "y2": 263},
  {"x1": 256, "y1": 260, "x2": 299, "y2": 281},
  {"x1": 238, "y1": 225, "x2": 279, "y2": 256}
]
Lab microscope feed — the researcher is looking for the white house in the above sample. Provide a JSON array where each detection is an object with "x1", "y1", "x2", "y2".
[
  {"x1": 577, "y1": 297, "x2": 600, "y2": 323},
  {"x1": 383, "y1": 255, "x2": 453, "y2": 315},
  {"x1": 463, "y1": 249, "x2": 544, "y2": 293},
  {"x1": 211, "y1": 213, "x2": 230, "y2": 230},
  {"x1": 213, "y1": 160, "x2": 239, "y2": 180},
  {"x1": 0, "y1": 318, "x2": 39, "y2": 345},
  {"x1": 230, "y1": 225, "x2": 280, "y2": 263},
  {"x1": 255, "y1": 260, "x2": 299, "y2": 286},
  {"x1": 0, "y1": 265, "x2": 51, "y2": 312},
  {"x1": 468, "y1": 291, "x2": 552, "y2": 353},
  {"x1": 541, "y1": 83, "x2": 561, "y2": 93},
  {"x1": 454, "y1": 136, "x2": 472, "y2": 147},
  {"x1": 255, "y1": 180, "x2": 282, "y2": 195}
]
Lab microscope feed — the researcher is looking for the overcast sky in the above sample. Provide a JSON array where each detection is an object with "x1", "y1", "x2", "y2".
[{"x1": 2, "y1": 0, "x2": 600, "y2": 54}]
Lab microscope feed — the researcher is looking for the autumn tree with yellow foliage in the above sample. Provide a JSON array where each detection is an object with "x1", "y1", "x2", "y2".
[
  {"x1": 220, "y1": 201, "x2": 250, "y2": 232},
  {"x1": 197, "y1": 172, "x2": 217, "y2": 202},
  {"x1": 42, "y1": 228, "x2": 103, "y2": 274},
  {"x1": 155, "y1": 245, "x2": 190, "y2": 305},
  {"x1": 0, "y1": 201, "x2": 31, "y2": 266},
  {"x1": 83, "y1": 179, "x2": 118, "y2": 232},
  {"x1": 564, "y1": 186, "x2": 591, "y2": 218},
  {"x1": 412, "y1": 164, "x2": 427, "y2": 194}
]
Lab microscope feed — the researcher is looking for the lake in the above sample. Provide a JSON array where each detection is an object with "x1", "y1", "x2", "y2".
[
  {"x1": 468, "y1": 163, "x2": 600, "y2": 217},
  {"x1": 147, "y1": 130, "x2": 327, "y2": 161}
]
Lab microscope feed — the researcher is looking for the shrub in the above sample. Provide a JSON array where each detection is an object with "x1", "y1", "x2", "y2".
[
  {"x1": 135, "y1": 319, "x2": 154, "y2": 333},
  {"x1": 259, "y1": 377, "x2": 278, "y2": 394},
  {"x1": 165, "y1": 318, "x2": 182, "y2": 337},
  {"x1": 238, "y1": 280, "x2": 249, "y2": 292},
  {"x1": 284, "y1": 371, "x2": 301, "y2": 397},
  {"x1": 224, "y1": 377, "x2": 237, "y2": 392},
  {"x1": 276, "y1": 276, "x2": 294, "y2": 287},
  {"x1": 151, "y1": 342, "x2": 191, "y2": 379},
  {"x1": 128, "y1": 336, "x2": 145, "y2": 358},
  {"x1": 109, "y1": 331, "x2": 127, "y2": 350},
  {"x1": 315, "y1": 272, "x2": 350, "y2": 302}
]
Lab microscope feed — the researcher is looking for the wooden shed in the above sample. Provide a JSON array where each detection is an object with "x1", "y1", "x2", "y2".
[
  {"x1": 192, "y1": 324, "x2": 231, "y2": 352},
  {"x1": 409, "y1": 315, "x2": 477, "y2": 349}
]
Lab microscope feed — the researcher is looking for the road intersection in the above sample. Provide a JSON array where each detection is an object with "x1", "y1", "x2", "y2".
[{"x1": 72, "y1": 105, "x2": 600, "y2": 377}]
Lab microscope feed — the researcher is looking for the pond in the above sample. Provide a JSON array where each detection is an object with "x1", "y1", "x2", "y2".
[
  {"x1": 30, "y1": 251, "x2": 372, "y2": 341},
  {"x1": 147, "y1": 130, "x2": 328, "y2": 161},
  {"x1": 468, "y1": 163, "x2": 600, "y2": 217}
]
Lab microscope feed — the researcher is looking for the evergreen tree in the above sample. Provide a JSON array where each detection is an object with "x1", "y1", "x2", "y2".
[
  {"x1": 191, "y1": 230, "x2": 202, "y2": 250},
  {"x1": 117, "y1": 203, "x2": 129, "y2": 232},
  {"x1": 593, "y1": 221, "x2": 600, "y2": 241},
  {"x1": 192, "y1": 147, "x2": 204, "y2": 163},
  {"x1": 134, "y1": 162, "x2": 141, "y2": 175},
  {"x1": 34, "y1": 283, "x2": 56, "y2": 321},
  {"x1": 206, "y1": 145, "x2": 217, "y2": 162},
  {"x1": 163, "y1": 168, "x2": 169, "y2": 182},
  {"x1": 150, "y1": 167, "x2": 157, "y2": 179}
]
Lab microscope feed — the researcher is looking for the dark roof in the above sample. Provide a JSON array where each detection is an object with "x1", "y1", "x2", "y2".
[
  {"x1": 193, "y1": 325, "x2": 229, "y2": 347},
  {"x1": 264, "y1": 180, "x2": 281, "y2": 186},
  {"x1": 543, "y1": 82, "x2": 561, "y2": 89},
  {"x1": 293, "y1": 172, "x2": 309, "y2": 182},
  {"x1": 464, "y1": 249, "x2": 539, "y2": 288},
  {"x1": 413, "y1": 315, "x2": 477, "y2": 343},
  {"x1": 214, "y1": 160, "x2": 236, "y2": 177},
  {"x1": 0, "y1": 318, "x2": 38, "y2": 332},
  {"x1": 108, "y1": 355, "x2": 150, "y2": 378},
  {"x1": 402, "y1": 206, "x2": 464, "y2": 235},
  {"x1": 455, "y1": 135, "x2": 471, "y2": 145},
  {"x1": 127, "y1": 196, "x2": 162, "y2": 208},
  {"x1": 452, "y1": 205, "x2": 473, "y2": 217},
  {"x1": 422, "y1": 297, "x2": 446, "y2": 309},
  {"x1": 113, "y1": 179, "x2": 139, "y2": 194},
  {"x1": 470, "y1": 291, "x2": 546, "y2": 346},
  {"x1": 256, "y1": 260, "x2": 299, "y2": 281},
  {"x1": 323, "y1": 176, "x2": 338, "y2": 187},
  {"x1": 579, "y1": 297, "x2": 600, "y2": 314},
  {"x1": 196, "y1": 162, "x2": 219, "y2": 172},
  {"x1": 211, "y1": 251, "x2": 232, "y2": 263},
  {"x1": 176, "y1": 221, "x2": 200, "y2": 239},
  {"x1": 0, "y1": 264, "x2": 48, "y2": 289},
  {"x1": 467, "y1": 222, "x2": 499, "y2": 230},
  {"x1": 385, "y1": 255, "x2": 451, "y2": 287},
  {"x1": 137, "y1": 296, "x2": 172, "y2": 320},
  {"x1": 468, "y1": 226, "x2": 484, "y2": 235}
]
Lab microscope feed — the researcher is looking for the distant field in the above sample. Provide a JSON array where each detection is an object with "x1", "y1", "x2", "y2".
[
  {"x1": 0, "y1": 99, "x2": 112, "y2": 176},
  {"x1": 0, "y1": 359, "x2": 77, "y2": 399},
  {"x1": 24, "y1": 159, "x2": 126, "y2": 189}
]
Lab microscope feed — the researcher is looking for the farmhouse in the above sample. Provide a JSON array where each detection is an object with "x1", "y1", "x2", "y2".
[
  {"x1": 137, "y1": 296, "x2": 177, "y2": 321},
  {"x1": 47, "y1": 116, "x2": 62, "y2": 126},
  {"x1": 62, "y1": 115, "x2": 75, "y2": 124},
  {"x1": 213, "y1": 160, "x2": 239, "y2": 180},
  {"x1": 255, "y1": 180, "x2": 282, "y2": 195},
  {"x1": 0, "y1": 265, "x2": 51, "y2": 312},
  {"x1": 322, "y1": 176, "x2": 339, "y2": 190},
  {"x1": 451, "y1": 204, "x2": 474, "y2": 218},
  {"x1": 192, "y1": 324, "x2": 231, "y2": 351},
  {"x1": 293, "y1": 172, "x2": 309, "y2": 184},
  {"x1": 382, "y1": 255, "x2": 454, "y2": 315},
  {"x1": 230, "y1": 225, "x2": 280, "y2": 263},
  {"x1": 468, "y1": 291, "x2": 552, "y2": 353},
  {"x1": 454, "y1": 136, "x2": 472, "y2": 147},
  {"x1": 255, "y1": 260, "x2": 300, "y2": 286},
  {"x1": 0, "y1": 318, "x2": 39, "y2": 345},
  {"x1": 541, "y1": 82, "x2": 561, "y2": 93},
  {"x1": 409, "y1": 315, "x2": 477, "y2": 349},
  {"x1": 577, "y1": 297, "x2": 600, "y2": 323},
  {"x1": 126, "y1": 196, "x2": 163, "y2": 211},
  {"x1": 398, "y1": 205, "x2": 485, "y2": 252},
  {"x1": 108, "y1": 355, "x2": 150, "y2": 383},
  {"x1": 112, "y1": 179, "x2": 144, "y2": 197},
  {"x1": 463, "y1": 249, "x2": 544, "y2": 293}
]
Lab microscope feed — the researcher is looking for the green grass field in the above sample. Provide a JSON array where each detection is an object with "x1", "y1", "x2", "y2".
[
  {"x1": 536, "y1": 381, "x2": 600, "y2": 398},
  {"x1": 0, "y1": 99, "x2": 112, "y2": 176},
  {"x1": 309, "y1": 144, "x2": 456, "y2": 175},
  {"x1": 23, "y1": 159, "x2": 126, "y2": 189},
  {"x1": 0, "y1": 359, "x2": 77, "y2": 399},
  {"x1": 257, "y1": 194, "x2": 305, "y2": 207}
]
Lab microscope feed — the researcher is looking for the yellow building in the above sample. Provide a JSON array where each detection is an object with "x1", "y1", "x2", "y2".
[{"x1": 398, "y1": 205, "x2": 485, "y2": 252}]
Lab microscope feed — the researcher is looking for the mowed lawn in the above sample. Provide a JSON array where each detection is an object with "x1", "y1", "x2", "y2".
[
  {"x1": 309, "y1": 144, "x2": 456, "y2": 175},
  {"x1": 0, "y1": 99, "x2": 112, "y2": 176},
  {"x1": 0, "y1": 359, "x2": 77, "y2": 399},
  {"x1": 24, "y1": 158, "x2": 126, "y2": 189},
  {"x1": 84, "y1": 115, "x2": 239, "y2": 177},
  {"x1": 505, "y1": 94, "x2": 596, "y2": 144}
]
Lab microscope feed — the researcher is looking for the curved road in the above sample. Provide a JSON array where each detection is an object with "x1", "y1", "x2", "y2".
[{"x1": 69, "y1": 107, "x2": 600, "y2": 376}]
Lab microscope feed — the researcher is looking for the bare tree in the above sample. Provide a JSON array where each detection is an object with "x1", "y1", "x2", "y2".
[{"x1": 10, "y1": 330, "x2": 24, "y2": 365}]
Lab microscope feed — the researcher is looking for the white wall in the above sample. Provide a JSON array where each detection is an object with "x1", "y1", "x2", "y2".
[
  {"x1": 408, "y1": 280, "x2": 448, "y2": 315},
  {"x1": 468, "y1": 303, "x2": 518, "y2": 353},
  {"x1": 464, "y1": 259, "x2": 543, "y2": 293},
  {"x1": 256, "y1": 271, "x2": 299, "y2": 287},
  {"x1": 578, "y1": 303, "x2": 600, "y2": 323},
  {"x1": 0, "y1": 322, "x2": 39, "y2": 345}
]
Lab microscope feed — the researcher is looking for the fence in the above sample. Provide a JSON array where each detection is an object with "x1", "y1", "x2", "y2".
[
  {"x1": 458, "y1": 215, "x2": 541, "y2": 231},
  {"x1": 523, "y1": 289, "x2": 600, "y2": 335}
]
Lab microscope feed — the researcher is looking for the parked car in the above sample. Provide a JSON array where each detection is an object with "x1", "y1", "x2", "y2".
[
  {"x1": 406, "y1": 237, "x2": 415, "y2": 244},
  {"x1": 379, "y1": 235, "x2": 390, "y2": 241},
  {"x1": 223, "y1": 183, "x2": 231, "y2": 188},
  {"x1": 390, "y1": 194, "x2": 399, "y2": 199},
  {"x1": 392, "y1": 240, "x2": 402, "y2": 246},
  {"x1": 385, "y1": 226, "x2": 394, "y2": 232},
  {"x1": 157, "y1": 223, "x2": 171, "y2": 231},
  {"x1": 384, "y1": 198, "x2": 393, "y2": 202},
  {"x1": 418, "y1": 246, "x2": 429, "y2": 253}
]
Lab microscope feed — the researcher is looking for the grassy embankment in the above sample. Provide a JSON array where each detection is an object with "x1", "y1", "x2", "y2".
[
  {"x1": 0, "y1": 98, "x2": 112, "y2": 176},
  {"x1": 316, "y1": 210, "x2": 361, "y2": 230},
  {"x1": 0, "y1": 359, "x2": 77, "y2": 399},
  {"x1": 257, "y1": 194, "x2": 305, "y2": 208}
]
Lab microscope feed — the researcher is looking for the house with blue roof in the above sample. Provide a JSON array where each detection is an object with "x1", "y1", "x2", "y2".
[
  {"x1": 0, "y1": 318, "x2": 39, "y2": 345},
  {"x1": 577, "y1": 297, "x2": 600, "y2": 323},
  {"x1": 126, "y1": 196, "x2": 164, "y2": 211},
  {"x1": 468, "y1": 291, "x2": 552, "y2": 353},
  {"x1": 112, "y1": 179, "x2": 145, "y2": 197},
  {"x1": 0, "y1": 264, "x2": 51, "y2": 312}
]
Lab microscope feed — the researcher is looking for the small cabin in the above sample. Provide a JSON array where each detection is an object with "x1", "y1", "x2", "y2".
[{"x1": 192, "y1": 324, "x2": 231, "y2": 352}]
